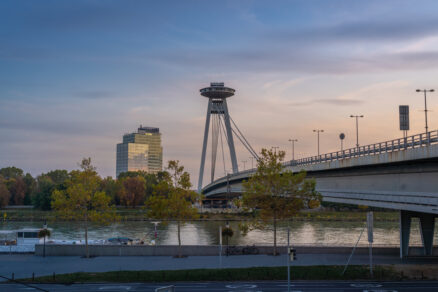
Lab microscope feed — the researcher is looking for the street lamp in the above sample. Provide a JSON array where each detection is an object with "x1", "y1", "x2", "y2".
[
  {"x1": 313, "y1": 130, "x2": 324, "y2": 156},
  {"x1": 416, "y1": 89, "x2": 435, "y2": 133},
  {"x1": 241, "y1": 160, "x2": 247, "y2": 170},
  {"x1": 288, "y1": 139, "x2": 298, "y2": 161},
  {"x1": 271, "y1": 146, "x2": 279, "y2": 154},
  {"x1": 350, "y1": 115, "x2": 364, "y2": 149},
  {"x1": 249, "y1": 156, "x2": 254, "y2": 169}
]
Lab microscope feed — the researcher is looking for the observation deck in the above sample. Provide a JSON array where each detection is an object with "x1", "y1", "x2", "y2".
[{"x1": 200, "y1": 82, "x2": 235, "y2": 99}]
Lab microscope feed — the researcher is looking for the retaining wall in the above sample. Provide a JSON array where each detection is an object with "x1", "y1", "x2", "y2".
[{"x1": 34, "y1": 244, "x2": 437, "y2": 257}]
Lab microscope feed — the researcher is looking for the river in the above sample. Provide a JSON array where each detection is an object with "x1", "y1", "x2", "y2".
[{"x1": 1, "y1": 219, "x2": 437, "y2": 246}]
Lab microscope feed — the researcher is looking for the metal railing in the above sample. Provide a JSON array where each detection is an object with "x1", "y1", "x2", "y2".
[
  {"x1": 204, "y1": 130, "x2": 438, "y2": 189},
  {"x1": 287, "y1": 130, "x2": 438, "y2": 167}
]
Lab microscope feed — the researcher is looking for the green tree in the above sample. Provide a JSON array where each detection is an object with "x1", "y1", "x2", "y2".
[
  {"x1": 242, "y1": 148, "x2": 321, "y2": 255},
  {"x1": 52, "y1": 158, "x2": 118, "y2": 258},
  {"x1": 0, "y1": 167, "x2": 23, "y2": 179},
  {"x1": 33, "y1": 176, "x2": 55, "y2": 210},
  {"x1": 146, "y1": 160, "x2": 201, "y2": 257},
  {"x1": 101, "y1": 176, "x2": 124, "y2": 205},
  {"x1": 23, "y1": 173, "x2": 36, "y2": 205}
]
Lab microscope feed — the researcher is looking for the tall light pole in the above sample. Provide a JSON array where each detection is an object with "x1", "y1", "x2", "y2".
[
  {"x1": 288, "y1": 139, "x2": 298, "y2": 161},
  {"x1": 350, "y1": 115, "x2": 364, "y2": 149},
  {"x1": 313, "y1": 130, "x2": 324, "y2": 156},
  {"x1": 416, "y1": 89, "x2": 435, "y2": 133},
  {"x1": 241, "y1": 160, "x2": 247, "y2": 170},
  {"x1": 272, "y1": 146, "x2": 279, "y2": 154},
  {"x1": 249, "y1": 156, "x2": 254, "y2": 169}
]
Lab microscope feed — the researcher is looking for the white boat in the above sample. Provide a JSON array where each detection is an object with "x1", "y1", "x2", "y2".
[{"x1": 0, "y1": 228, "x2": 50, "y2": 253}]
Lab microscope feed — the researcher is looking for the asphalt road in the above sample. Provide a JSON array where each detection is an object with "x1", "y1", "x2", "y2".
[{"x1": 1, "y1": 281, "x2": 438, "y2": 292}]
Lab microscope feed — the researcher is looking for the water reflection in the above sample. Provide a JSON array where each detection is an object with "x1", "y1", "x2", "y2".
[{"x1": 0, "y1": 219, "x2": 436, "y2": 246}]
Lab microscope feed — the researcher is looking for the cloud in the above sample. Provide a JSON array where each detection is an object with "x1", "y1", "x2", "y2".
[
  {"x1": 74, "y1": 90, "x2": 115, "y2": 100},
  {"x1": 288, "y1": 98, "x2": 364, "y2": 107},
  {"x1": 269, "y1": 18, "x2": 438, "y2": 43}
]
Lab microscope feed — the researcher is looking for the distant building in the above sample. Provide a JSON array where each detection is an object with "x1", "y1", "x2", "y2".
[{"x1": 116, "y1": 126, "x2": 163, "y2": 177}]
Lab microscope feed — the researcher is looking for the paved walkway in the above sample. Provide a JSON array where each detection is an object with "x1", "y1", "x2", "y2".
[{"x1": 0, "y1": 252, "x2": 419, "y2": 281}]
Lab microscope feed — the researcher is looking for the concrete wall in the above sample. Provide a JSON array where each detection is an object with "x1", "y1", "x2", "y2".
[
  {"x1": 35, "y1": 244, "x2": 437, "y2": 257},
  {"x1": 35, "y1": 244, "x2": 286, "y2": 257}
]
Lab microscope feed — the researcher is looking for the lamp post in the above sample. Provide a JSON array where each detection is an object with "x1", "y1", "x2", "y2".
[
  {"x1": 272, "y1": 146, "x2": 279, "y2": 154},
  {"x1": 249, "y1": 156, "x2": 254, "y2": 169},
  {"x1": 416, "y1": 89, "x2": 435, "y2": 133},
  {"x1": 313, "y1": 130, "x2": 324, "y2": 156},
  {"x1": 241, "y1": 160, "x2": 247, "y2": 170},
  {"x1": 350, "y1": 115, "x2": 364, "y2": 149},
  {"x1": 288, "y1": 139, "x2": 298, "y2": 161}
]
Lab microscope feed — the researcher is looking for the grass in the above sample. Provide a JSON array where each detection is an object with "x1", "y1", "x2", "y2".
[
  {"x1": 0, "y1": 208, "x2": 399, "y2": 222},
  {"x1": 18, "y1": 265, "x2": 402, "y2": 284}
]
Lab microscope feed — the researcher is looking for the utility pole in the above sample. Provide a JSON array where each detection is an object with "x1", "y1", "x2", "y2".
[
  {"x1": 416, "y1": 89, "x2": 435, "y2": 133},
  {"x1": 350, "y1": 115, "x2": 364, "y2": 149},
  {"x1": 313, "y1": 130, "x2": 324, "y2": 156},
  {"x1": 288, "y1": 139, "x2": 298, "y2": 161}
]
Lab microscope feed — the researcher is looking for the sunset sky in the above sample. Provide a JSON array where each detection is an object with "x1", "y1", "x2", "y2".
[{"x1": 1, "y1": 0, "x2": 438, "y2": 186}]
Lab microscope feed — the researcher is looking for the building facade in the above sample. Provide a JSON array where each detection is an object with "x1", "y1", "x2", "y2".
[{"x1": 116, "y1": 126, "x2": 163, "y2": 177}]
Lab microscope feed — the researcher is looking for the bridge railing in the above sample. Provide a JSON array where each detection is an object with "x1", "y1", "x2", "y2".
[{"x1": 287, "y1": 130, "x2": 438, "y2": 167}]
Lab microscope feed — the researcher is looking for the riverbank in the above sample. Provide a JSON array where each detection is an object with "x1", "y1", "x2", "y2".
[{"x1": 0, "y1": 208, "x2": 399, "y2": 222}]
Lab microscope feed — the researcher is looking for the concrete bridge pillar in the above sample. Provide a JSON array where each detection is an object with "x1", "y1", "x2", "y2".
[
  {"x1": 400, "y1": 210, "x2": 412, "y2": 258},
  {"x1": 419, "y1": 212, "x2": 436, "y2": 255},
  {"x1": 400, "y1": 210, "x2": 436, "y2": 258}
]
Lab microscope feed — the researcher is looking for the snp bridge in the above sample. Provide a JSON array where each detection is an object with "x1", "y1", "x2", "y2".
[{"x1": 202, "y1": 131, "x2": 438, "y2": 257}]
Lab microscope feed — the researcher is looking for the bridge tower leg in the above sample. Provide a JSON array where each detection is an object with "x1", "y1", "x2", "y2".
[
  {"x1": 400, "y1": 210, "x2": 412, "y2": 258},
  {"x1": 419, "y1": 213, "x2": 436, "y2": 256}
]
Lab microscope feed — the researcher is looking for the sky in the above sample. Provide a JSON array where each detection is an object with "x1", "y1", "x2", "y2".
[{"x1": 1, "y1": 0, "x2": 438, "y2": 186}]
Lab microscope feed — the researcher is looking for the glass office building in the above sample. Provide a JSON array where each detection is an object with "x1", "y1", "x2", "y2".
[{"x1": 116, "y1": 126, "x2": 163, "y2": 177}]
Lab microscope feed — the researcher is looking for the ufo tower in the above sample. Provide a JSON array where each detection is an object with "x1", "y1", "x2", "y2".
[{"x1": 198, "y1": 82, "x2": 239, "y2": 192}]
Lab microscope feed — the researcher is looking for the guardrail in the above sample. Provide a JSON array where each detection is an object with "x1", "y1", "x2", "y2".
[{"x1": 288, "y1": 130, "x2": 438, "y2": 167}]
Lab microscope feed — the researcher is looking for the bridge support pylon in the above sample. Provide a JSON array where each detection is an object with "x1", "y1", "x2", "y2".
[{"x1": 400, "y1": 210, "x2": 436, "y2": 258}]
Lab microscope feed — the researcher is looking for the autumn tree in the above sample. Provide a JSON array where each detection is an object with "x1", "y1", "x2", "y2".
[
  {"x1": 242, "y1": 148, "x2": 321, "y2": 255},
  {"x1": 120, "y1": 176, "x2": 146, "y2": 208},
  {"x1": 146, "y1": 160, "x2": 201, "y2": 257},
  {"x1": 8, "y1": 176, "x2": 26, "y2": 205},
  {"x1": 52, "y1": 158, "x2": 118, "y2": 258},
  {"x1": 0, "y1": 176, "x2": 10, "y2": 208}
]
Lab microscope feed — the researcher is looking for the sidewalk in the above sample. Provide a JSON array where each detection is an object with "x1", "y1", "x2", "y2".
[{"x1": 0, "y1": 252, "x2": 413, "y2": 281}]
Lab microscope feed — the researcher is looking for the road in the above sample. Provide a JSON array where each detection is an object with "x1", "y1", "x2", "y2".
[
  {"x1": 1, "y1": 281, "x2": 438, "y2": 292},
  {"x1": 0, "y1": 253, "x2": 414, "y2": 281}
]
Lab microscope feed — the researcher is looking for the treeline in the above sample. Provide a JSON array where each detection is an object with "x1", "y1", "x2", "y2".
[{"x1": 0, "y1": 166, "x2": 171, "y2": 210}]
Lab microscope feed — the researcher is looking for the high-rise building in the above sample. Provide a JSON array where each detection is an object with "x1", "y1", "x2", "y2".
[{"x1": 116, "y1": 126, "x2": 163, "y2": 177}]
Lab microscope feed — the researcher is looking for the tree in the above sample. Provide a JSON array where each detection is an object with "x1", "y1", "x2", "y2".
[
  {"x1": 8, "y1": 176, "x2": 26, "y2": 205},
  {"x1": 23, "y1": 173, "x2": 36, "y2": 205},
  {"x1": 120, "y1": 176, "x2": 146, "y2": 208},
  {"x1": 0, "y1": 167, "x2": 23, "y2": 179},
  {"x1": 242, "y1": 148, "x2": 321, "y2": 255},
  {"x1": 101, "y1": 176, "x2": 124, "y2": 205},
  {"x1": 0, "y1": 176, "x2": 10, "y2": 208},
  {"x1": 52, "y1": 158, "x2": 118, "y2": 258},
  {"x1": 146, "y1": 160, "x2": 201, "y2": 257},
  {"x1": 33, "y1": 176, "x2": 55, "y2": 210}
]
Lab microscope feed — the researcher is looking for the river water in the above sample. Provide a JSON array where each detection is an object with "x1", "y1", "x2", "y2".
[{"x1": 1, "y1": 219, "x2": 437, "y2": 246}]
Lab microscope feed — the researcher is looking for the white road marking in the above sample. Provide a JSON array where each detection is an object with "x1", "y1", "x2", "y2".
[
  {"x1": 351, "y1": 283, "x2": 383, "y2": 288},
  {"x1": 99, "y1": 286, "x2": 131, "y2": 290},
  {"x1": 226, "y1": 284, "x2": 258, "y2": 289}
]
